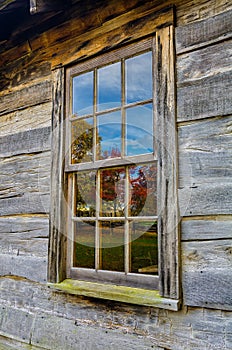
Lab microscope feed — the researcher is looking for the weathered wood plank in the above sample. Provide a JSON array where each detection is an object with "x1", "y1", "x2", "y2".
[
  {"x1": 177, "y1": 0, "x2": 232, "y2": 26},
  {"x1": 176, "y1": 8, "x2": 232, "y2": 53},
  {"x1": 0, "y1": 215, "x2": 48, "y2": 235},
  {"x1": 0, "y1": 254, "x2": 47, "y2": 283},
  {"x1": 154, "y1": 26, "x2": 179, "y2": 299},
  {"x1": 0, "y1": 192, "x2": 50, "y2": 216},
  {"x1": 177, "y1": 71, "x2": 232, "y2": 122},
  {"x1": 0, "y1": 79, "x2": 51, "y2": 116},
  {"x1": 48, "y1": 68, "x2": 67, "y2": 283},
  {"x1": 178, "y1": 116, "x2": 232, "y2": 216},
  {"x1": 178, "y1": 116, "x2": 232, "y2": 187},
  {"x1": 0, "y1": 102, "x2": 51, "y2": 137},
  {"x1": 0, "y1": 58, "x2": 51, "y2": 91},
  {"x1": 0, "y1": 126, "x2": 51, "y2": 157},
  {"x1": 177, "y1": 40, "x2": 232, "y2": 84},
  {"x1": 0, "y1": 152, "x2": 50, "y2": 216},
  {"x1": 182, "y1": 239, "x2": 232, "y2": 310},
  {"x1": 0, "y1": 215, "x2": 49, "y2": 257},
  {"x1": 0, "y1": 2, "x2": 174, "y2": 70},
  {"x1": 179, "y1": 183, "x2": 232, "y2": 217},
  {"x1": 50, "y1": 4, "x2": 174, "y2": 69},
  {"x1": 181, "y1": 217, "x2": 232, "y2": 241},
  {"x1": 0, "y1": 236, "x2": 48, "y2": 258}
]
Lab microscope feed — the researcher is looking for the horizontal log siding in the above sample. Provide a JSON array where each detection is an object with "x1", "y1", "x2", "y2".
[
  {"x1": 176, "y1": 7, "x2": 232, "y2": 311},
  {"x1": 0, "y1": 2, "x2": 231, "y2": 350}
]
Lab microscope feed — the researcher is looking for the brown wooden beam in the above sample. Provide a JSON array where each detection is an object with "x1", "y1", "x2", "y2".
[{"x1": 30, "y1": 0, "x2": 68, "y2": 15}]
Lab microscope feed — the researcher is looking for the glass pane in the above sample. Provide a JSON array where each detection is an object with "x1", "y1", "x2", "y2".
[
  {"x1": 97, "y1": 62, "x2": 121, "y2": 111},
  {"x1": 75, "y1": 171, "x2": 96, "y2": 217},
  {"x1": 100, "y1": 167, "x2": 126, "y2": 217},
  {"x1": 99, "y1": 221, "x2": 124, "y2": 271},
  {"x1": 125, "y1": 51, "x2": 152, "y2": 104},
  {"x1": 130, "y1": 221, "x2": 158, "y2": 275},
  {"x1": 97, "y1": 111, "x2": 121, "y2": 159},
  {"x1": 73, "y1": 221, "x2": 95, "y2": 268},
  {"x1": 71, "y1": 118, "x2": 93, "y2": 164},
  {"x1": 73, "y1": 71, "x2": 93, "y2": 116},
  {"x1": 126, "y1": 104, "x2": 153, "y2": 156},
  {"x1": 129, "y1": 163, "x2": 157, "y2": 216}
]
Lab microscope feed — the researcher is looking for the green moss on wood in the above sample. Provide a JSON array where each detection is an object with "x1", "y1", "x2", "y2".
[{"x1": 48, "y1": 279, "x2": 179, "y2": 311}]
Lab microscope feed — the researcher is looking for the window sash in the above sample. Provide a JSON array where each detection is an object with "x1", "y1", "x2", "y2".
[{"x1": 49, "y1": 18, "x2": 179, "y2": 301}]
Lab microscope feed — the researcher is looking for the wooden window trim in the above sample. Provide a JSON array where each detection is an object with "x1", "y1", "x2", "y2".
[{"x1": 48, "y1": 6, "x2": 180, "y2": 307}]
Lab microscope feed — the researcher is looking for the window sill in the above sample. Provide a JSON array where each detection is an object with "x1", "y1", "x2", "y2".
[{"x1": 48, "y1": 279, "x2": 180, "y2": 311}]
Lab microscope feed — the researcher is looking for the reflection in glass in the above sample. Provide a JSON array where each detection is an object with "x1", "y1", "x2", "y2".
[
  {"x1": 126, "y1": 104, "x2": 153, "y2": 156},
  {"x1": 100, "y1": 167, "x2": 125, "y2": 217},
  {"x1": 71, "y1": 118, "x2": 94, "y2": 164},
  {"x1": 73, "y1": 221, "x2": 95, "y2": 268},
  {"x1": 125, "y1": 51, "x2": 152, "y2": 104},
  {"x1": 97, "y1": 111, "x2": 121, "y2": 159},
  {"x1": 75, "y1": 171, "x2": 96, "y2": 217},
  {"x1": 97, "y1": 62, "x2": 121, "y2": 111},
  {"x1": 73, "y1": 71, "x2": 93, "y2": 116},
  {"x1": 129, "y1": 163, "x2": 157, "y2": 216},
  {"x1": 130, "y1": 221, "x2": 158, "y2": 274},
  {"x1": 100, "y1": 221, "x2": 124, "y2": 271}
]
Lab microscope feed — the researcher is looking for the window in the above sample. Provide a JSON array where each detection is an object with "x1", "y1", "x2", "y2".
[
  {"x1": 65, "y1": 40, "x2": 159, "y2": 289},
  {"x1": 48, "y1": 6, "x2": 179, "y2": 309}
]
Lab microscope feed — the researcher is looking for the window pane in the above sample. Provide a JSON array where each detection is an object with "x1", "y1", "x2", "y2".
[
  {"x1": 99, "y1": 221, "x2": 124, "y2": 271},
  {"x1": 129, "y1": 163, "x2": 157, "y2": 216},
  {"x1": 75, "y1": 171, "x2": 96, "y2": 217},
  {"x1": 97, "y1": 111, "x2": 121, "y2": 159},
  {"x1": 71, "y1": 118, "x2": 93, "y2": 164},
  {"x1": 125, "y1": 51, "x2": 152, "y2": 104},
  {"x1": 100, "y1": 167, "x2": 125, "y2": 217},
  {"x1": 73, "y1": 71, "x2": 93, "y2": 116},
  {"x1": 130, "y1": 221, "x2": 158, "y2": 275},
  {"x1": 73, "y1": 221, "x2": 95, "y2": 268},
  {"x1": 97, "y1": 62, "x2": 121, "y2": 111},
  {"x1": 126, "y1": 104, "x2": 153, "y2": 156}
]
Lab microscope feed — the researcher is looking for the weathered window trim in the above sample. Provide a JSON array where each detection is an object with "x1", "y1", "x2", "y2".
[{"x1": 48, "y1": 5, "x2": 180, "y2": 308}]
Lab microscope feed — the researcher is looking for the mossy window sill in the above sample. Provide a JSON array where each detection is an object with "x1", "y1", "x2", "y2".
[{"x1": 48, "y1": 279, "x2": 180, "y2": 311}]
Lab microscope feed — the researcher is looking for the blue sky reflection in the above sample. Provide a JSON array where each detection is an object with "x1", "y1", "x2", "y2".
[
  {"x1": 73, "y1": 71, "x2": 93, "y2": 116},
  {"x1": 126, "y1": 104, "x2": 153, "y2": 156},
  {"x1": 97, "y1": 111, "x2": 121, "y2": 159},
  {"x1": 125, "y1": 51, "x2": 152, "y2": 104},
  {"x1": 97, "y1": 62, "x2": 121, "y2": 112}
]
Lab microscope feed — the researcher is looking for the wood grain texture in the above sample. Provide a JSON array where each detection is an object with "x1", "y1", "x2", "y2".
[
  {"x1": 178, "y1": 116, "x2": 232, "y2": 216},
  {"x1": 48, "y1": 68, "x2": 67, "y2": 283},
  {"x1": 177, "y1": 39, "x2": 232, "y2": 84},
  {"x1": 0, "y1": 215, "x2": 48, "y2": 258},
  {"x1": 154, "y1": 26, "x2": 179, "y2": 299},
  {"x1": 0, "y1": 79, "x2": 51, "y2": 116},
  {"x1": 181, "y1": 217, "x2": 232, "y2": 241},
  {"x1": 177, "y1": 71, "x2": 232, "y2": 122},
  {"x1": 178, "y1": 116, "x2": 232, "y2": 187},
  {"x1": 0, "y1": 254, "x2": 47, "y2": 283},
  {"x1": 176, "y1": 8, "x2": 232, "y2": 53},
  {"x1": 0, "y1": 126, "x2": 51, "y2": 157},
  {"x1": 0, "y1": 215, "x2": 49, "y2": 235},
  {"x1": 0, "y1": 151, "x2": 50, "y2": 216},
  {"x1": 179, "y1": 183, "x2": 232, "y2": 217},
  {"x1": 0, "y1": 58, "x2": 51, "y2": 91},
  {"x1": 177, "y1": 0, "x2": 232, "y2": 26},
  {"x1": 0, "y1": 276, "x2": 231, "y2": 350},
  {"x1": 49, "y1": 4, "x2": 174, "y2": 69},
  {"x1": 182, "y1": 239, "x2": 232, "y2": 310},
  {"x1": 0, "y1": 102, "x2": 51, "y2": 137}
]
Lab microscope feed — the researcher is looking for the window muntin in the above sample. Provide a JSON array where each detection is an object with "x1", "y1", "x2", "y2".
[{"x1": 66, "y1": 40, "x2": 159, "y2": 288}]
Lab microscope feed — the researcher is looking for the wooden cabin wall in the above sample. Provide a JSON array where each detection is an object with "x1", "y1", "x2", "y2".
[{"x1": 0, "y1": 0, "x2": 231, "y2": 349}]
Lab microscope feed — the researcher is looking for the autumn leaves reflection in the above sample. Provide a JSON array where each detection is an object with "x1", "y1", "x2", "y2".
[{"x1": 75, "y1": 163, "x2": 157, "y2": 218}]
